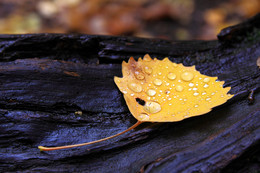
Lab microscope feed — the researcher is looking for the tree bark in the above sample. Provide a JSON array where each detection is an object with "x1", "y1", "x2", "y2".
[{"x1": 0, "y1": 14, "x2": 259, "y2": 173}]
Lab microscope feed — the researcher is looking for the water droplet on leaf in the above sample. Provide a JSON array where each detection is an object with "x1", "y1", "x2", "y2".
[
  {"x1": 193, "y1": 92, "x2": 199, "y2": 96},
  {"x1": 189, "y1": 83, "x2": 194, "y2": 87},
  {"x1": 181, "y1": 71, "x2": 194, "y2": 81},
  {"x1": 153, "y1": 79, "x2": 162, "y2": 86},
  {"x1": 128, "y1": 83, "x2": 142, "y2": 92},
  {"x1": 175, "y1": 85, "x2": 183, "y2": 92},
  {"x1": 203, "y1": 77, "x2": 210, "y2": 83},
  {"x1": 146, "y1": 89, "x2": 156, "y2": 96},
  {"x1": 144, "y1": 66, "x2": 152, "y2": 74},
  {"x1": 143, "y1": 101, "x2": 161, "y2": 114},
  {"x1": 135, "y1": 71, "x2": 145, "y2": 80},
  {"x1": 167, "y1": 72, "x2": 176, "y2": 80},
  {"x1": 206, "y1": 97, "x2": 211, "y2": 101},
  {"x1": 165, "y1": 90, "x2": 170, "y2": 94},
  {"x1": 204, "y1": 84, "x2": 209, "y2": 88}
]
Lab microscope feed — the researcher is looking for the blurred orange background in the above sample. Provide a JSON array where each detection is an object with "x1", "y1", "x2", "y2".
[{"x1": 0, "y1": 0, "x2": 259, "y2": 40}]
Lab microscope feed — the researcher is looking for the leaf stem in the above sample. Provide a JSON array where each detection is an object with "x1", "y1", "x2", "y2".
[{"x1": 38, "y1": 121, "x2": 142, "y2": 151}]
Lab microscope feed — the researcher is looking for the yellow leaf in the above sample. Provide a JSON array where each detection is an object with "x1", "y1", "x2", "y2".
[
  {"x1": 114, "y1": 54, "x2": 233, "y2": 122},
  {"x1": 38, "y1": 54, "x2": 233, "y2": 151}
]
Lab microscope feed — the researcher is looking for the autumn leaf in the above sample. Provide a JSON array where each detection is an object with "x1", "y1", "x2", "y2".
[{"x1": 39, "y1": 54, "x2": 233, "y2": 151}]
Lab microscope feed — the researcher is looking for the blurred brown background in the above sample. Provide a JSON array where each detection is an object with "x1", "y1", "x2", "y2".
[{"x1": 0, "y1": 0, "x2": 259, "y2": 40}]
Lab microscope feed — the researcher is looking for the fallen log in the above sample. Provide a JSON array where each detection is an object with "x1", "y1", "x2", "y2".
[{"x1": 0, "y1": 14, "x2": 259, "y2": 172}]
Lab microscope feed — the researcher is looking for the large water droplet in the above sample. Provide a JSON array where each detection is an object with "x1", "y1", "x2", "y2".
[
  {"x1": 181, "y1": 71, "x2": 194, "y2": 81},
  {"x1": 134, "y1": 71, "x2": 145, "y2": 80},
  {"x1": 128, "y1": 83, "x2": 142, "y2": 93},
  {"x1": 175, "y1": 85, "x2": 183, "y2": 92},
  {"x1": 146, "y1": 89, "x2": 156, "y2": 96},
  {"x1": 143, "y1": 101, "x2": 161, "y2": 114},
  {"x1": 167, "y1": 73, "x2": 176, "y2": 80},
  {"x1": 203, "y1": 77, "x2": 210, "y2": 83},
  {"x1": 138, "y1": 113, "x2": 150, "y2": 121},
  {"x1": 153, "y1": 79, "x2": 162, "y2": 86},
  {"x1": 144, "y1": 66, "x2": 152, "y2": 74},
  {"x1": 143, "y1": 54, "x2": 152, "y2": 61}
]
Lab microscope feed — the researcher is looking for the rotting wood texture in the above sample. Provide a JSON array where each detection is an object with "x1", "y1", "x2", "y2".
[{"x1": 0, "y1": 14, "x2": 259, "y2": 173}]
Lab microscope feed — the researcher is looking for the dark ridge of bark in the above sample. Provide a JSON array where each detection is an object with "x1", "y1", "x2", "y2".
[{"x1": 0, "y1": 13, "x2": 259, "y2": 173}]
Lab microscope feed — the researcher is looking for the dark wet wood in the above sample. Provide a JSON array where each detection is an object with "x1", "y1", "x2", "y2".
[{"x1": 0, "y1": 14, "x2": 259, "y2": 173}]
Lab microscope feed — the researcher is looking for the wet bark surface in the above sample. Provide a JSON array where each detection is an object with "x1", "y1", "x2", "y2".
[{"x1": 0, "y1": 14, "x2": 259, "y2": 173}]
